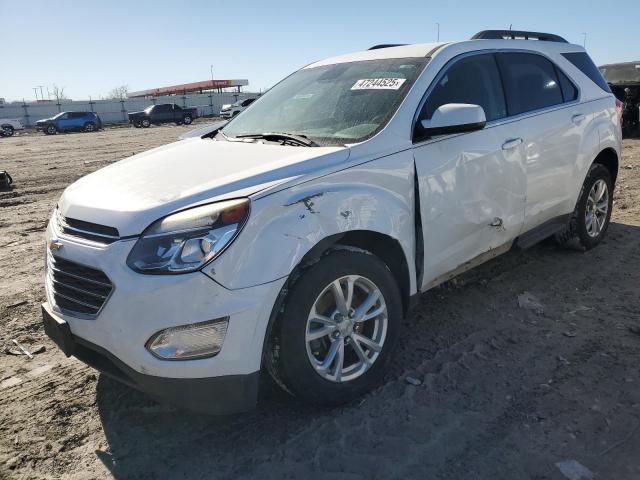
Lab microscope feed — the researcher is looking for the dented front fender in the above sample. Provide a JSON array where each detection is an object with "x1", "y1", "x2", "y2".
[{"x1": 204, "y1": 149, "x2": 417, "y2": 293}]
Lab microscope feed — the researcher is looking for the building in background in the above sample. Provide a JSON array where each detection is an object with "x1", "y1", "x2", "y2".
[{"x1": 128, "y1": 79, "x2": 249, "y2": 98}]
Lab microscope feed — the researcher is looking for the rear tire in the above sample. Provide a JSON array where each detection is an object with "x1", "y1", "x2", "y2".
[
  {"x1": 555, "y1": 163, "x2": 613, "y2": 250},
  {"x1": 268, "y1": 249, "x2": 402, "y2": 406},
  {"x1": 1, "y1": 126, "x2": 14, "y2": 137},
  {"x1": 183, "y1": 115, "x2": 193, "y2": 125}
]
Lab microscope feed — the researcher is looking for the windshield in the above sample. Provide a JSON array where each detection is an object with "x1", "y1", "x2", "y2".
[
  {"x1": 222, "y1": 57, "x2": 428, "y2": 145},
  {"x1": 52, "y1": 112, "x2": 65, "y2": 119},
  {"x1": 144, "y1": 106, "x2": 153, "y2": 114}
]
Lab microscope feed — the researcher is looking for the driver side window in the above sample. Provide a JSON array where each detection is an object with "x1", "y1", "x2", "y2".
[{"x1": 416, "y1": 53, "x2": 507, "y2": 140}]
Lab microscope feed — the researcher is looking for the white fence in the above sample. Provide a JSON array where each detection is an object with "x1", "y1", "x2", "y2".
[{"x1": 0, "y1": 92, "x2": 256, "y2": 127}]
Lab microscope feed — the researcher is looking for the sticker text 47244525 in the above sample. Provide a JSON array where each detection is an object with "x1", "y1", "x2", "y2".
[{"x1": 351, "y1": 78, "x2": 406, "y2": 90}]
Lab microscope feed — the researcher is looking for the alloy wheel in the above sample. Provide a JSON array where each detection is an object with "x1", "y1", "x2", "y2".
[
  {"x1": 585, "y1": 179, "x2": 609, "y2": 238},
  {"x1": 305, "y1": 275, "x2": 388, "y2": 383}
]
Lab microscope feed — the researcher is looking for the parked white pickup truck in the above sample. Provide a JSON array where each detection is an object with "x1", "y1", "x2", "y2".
[{"x1": 0, "y1": 118, "x2": 25, "y2": 137}]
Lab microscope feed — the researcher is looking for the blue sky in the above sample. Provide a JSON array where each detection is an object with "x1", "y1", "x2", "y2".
[{"x1": 1, "y1": 0, "x2": 638, "y2": 102}]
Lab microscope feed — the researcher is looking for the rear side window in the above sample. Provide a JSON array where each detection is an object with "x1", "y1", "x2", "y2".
[
  {"x1": 419, "y1": 53, "x2": 507, "y2": 123},
  {"x1": 497, "y1": 52, "x2": 563, "y2": 115},
  {"x1": 562, "y1": 52, "x2": 612, "y2": 93},
  {"x1": 556, "y1": 68, "x2": 578, "y2": 101}
]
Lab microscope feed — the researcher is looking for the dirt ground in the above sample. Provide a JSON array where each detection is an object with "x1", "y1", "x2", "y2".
[{"x1": 0, "y1": 124, "x2": 639, "y2": 480}]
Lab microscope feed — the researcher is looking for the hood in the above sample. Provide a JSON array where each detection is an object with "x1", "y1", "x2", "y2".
[
  {"x1": 128, "y1": 110, "x2": 145, "y2": 116},
  {"x1": 36, "y1": 118, "x2": 52, "y2": 124},
  {"x1": 59, "y1": 138, "x2": 349, "y2": 236}
]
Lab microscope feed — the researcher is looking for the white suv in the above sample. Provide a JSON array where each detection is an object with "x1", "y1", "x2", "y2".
[
  {"x1": 43, "y1": 30, "x2": 621, "y2": 414},
  {"x1": 219, "y1": 98, "x2": 256, "y2": 119},
  {"x1": 0, "y1": 117, "x2": 25, "y2": 137}
]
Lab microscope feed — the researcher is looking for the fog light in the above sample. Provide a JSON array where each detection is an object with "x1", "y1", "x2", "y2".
[{"x1": 146, "y1": 318, "x2": 229, "y2": 360}]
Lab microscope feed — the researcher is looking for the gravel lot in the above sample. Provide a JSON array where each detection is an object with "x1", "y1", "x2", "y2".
[{"x1": 1, "y1": 125, "x2": 639, "y2": 479}]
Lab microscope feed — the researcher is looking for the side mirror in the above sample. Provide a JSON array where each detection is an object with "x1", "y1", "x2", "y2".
[{"x1": 420, "y1": 103, "x2": 486, "y2": 137}]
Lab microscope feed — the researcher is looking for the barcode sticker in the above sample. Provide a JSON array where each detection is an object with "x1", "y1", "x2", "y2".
[{"x1": 351, "y1": 78, "x2": 406, "y2": 90}]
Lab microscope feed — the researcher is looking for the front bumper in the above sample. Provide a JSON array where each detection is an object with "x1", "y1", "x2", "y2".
[
  {"x1": 43, "y1": 216, "x2": 286, "y2": 413},
  {"x1": 42, "y1": 304, "x2": 258, "y2": 414}
]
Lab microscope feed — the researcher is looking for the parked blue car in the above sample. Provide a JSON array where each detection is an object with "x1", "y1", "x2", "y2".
[{"x1": 35, "y1": 111, "x2": 103, "y2": 135}]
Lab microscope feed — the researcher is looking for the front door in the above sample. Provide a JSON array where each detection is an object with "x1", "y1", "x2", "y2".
[
  {"x1": 412, "y1": 52, "x2": 527, "y2": 289},
  {"x1": 154, "y1": 104, "x2": 172, "y2": 122},
  {"x1": 56, "y1": 113, "x2": 72, "y2": 131}
]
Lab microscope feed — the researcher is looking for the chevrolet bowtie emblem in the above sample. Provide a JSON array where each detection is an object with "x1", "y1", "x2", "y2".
[{"x1": 48, "y1": 239, "x2": 63, "y2": 251}]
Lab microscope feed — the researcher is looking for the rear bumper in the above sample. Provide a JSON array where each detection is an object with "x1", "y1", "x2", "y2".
[{"x1": 42, "y1": 304, "x2": 259, "y2": 414}]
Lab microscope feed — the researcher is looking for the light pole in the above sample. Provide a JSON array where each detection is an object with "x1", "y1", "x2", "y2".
[
  {"x1": 210, "y1": 65, "x2": 214, "y2": 88},
  {"x1": 33, "y1": 87, "x2": 39, "y2": 101},
  {"x1": 581, "y1": 32, "x2": 587, "y2": 48},
  {"x1": 436, "y1": 22, "x2": 440, "y2": 41}
]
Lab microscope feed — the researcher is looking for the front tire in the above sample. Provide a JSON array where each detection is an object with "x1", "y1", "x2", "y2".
[
  {"x1": 1, "y1": 126, "x2": 14, "y2": 137},
  {"x1": 141, "y1": 118, "x2": 151, "y2": 128},
  {"x1": 269, "y1": 249, "x2": 402, "y2": 406},
  {"x1": 555, "y1": 163, "x2": 613, "y2": 250},
  {"x1": 83, "y1": 122, "x2": 96, "y2": 132},
  {"x1": 45, "y1": 124, "x2": 57, "y2": 135},
  {"x1": 183, "y1": 115, "x2": 193, "y2": 125}
]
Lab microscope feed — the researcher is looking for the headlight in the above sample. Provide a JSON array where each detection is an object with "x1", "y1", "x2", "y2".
[{"x1": 127, "y1": 198, "x2": 250, "y2": 274}]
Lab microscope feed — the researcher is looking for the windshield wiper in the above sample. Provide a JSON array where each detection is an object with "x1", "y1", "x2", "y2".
[{"x1": 235, "y1": 132, "x2": 318, "y2": 147}]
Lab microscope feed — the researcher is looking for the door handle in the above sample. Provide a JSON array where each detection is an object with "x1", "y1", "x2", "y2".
[
  {"x1": 572, "y1": 113, "x2": 585, "y2": 124},
  {"x1": 502, "y1": 138, "x2": 522, "y2": 150}
]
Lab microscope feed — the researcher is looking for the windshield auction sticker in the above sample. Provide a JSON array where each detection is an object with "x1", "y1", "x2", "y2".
[{"x1": 351, "y1": 78, "x2": 406, "y2": 90}]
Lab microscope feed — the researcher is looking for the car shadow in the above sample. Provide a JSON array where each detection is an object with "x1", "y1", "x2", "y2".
[
  {"x1": 94, "y1": 370, "x2": 328, "y2": 477},
  {"x1": 94, "y1": 221, "x2": 640, "y2": 479}
]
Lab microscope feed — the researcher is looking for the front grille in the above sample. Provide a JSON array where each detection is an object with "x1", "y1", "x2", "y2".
[
  {"x1": 47, "y1": 255, "x2": 113, "y2": 317},
  {"x1": 56, "y1": 210, "x2": 120, "y2": 244}
]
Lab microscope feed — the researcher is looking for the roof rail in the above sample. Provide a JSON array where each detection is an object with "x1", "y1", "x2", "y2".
[
  {"x1": 368, "y1": 44, "x2": 407, "y2": 50},
  {"x1": 472, "y1": 30, "x2": 568, "y2": 43}
]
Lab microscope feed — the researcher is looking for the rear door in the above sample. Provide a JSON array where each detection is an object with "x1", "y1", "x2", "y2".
[
  {"x1": 496, "y1": 52, "x2": 583, "y2": 231},
  {"x1": 172, "y1": 104, "x2": 183, "y2": 121},
  {"x1": 412, "y1": 52, "x2": 527, "y2": 288},
  {"x1": 72, "y1": 112, "x2": 87, "y2": 129}
]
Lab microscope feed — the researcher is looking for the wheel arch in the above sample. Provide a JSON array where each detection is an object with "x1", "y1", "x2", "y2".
[
  {"x1": 259, "y1": 229, "x2": 412, "y2": 381},
  {"x1": 592, "y1": 147, "x2": 619, "y2": 184},
  {"x1": 291, "y1": 230, "x2": 411, "y2": 316}
]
